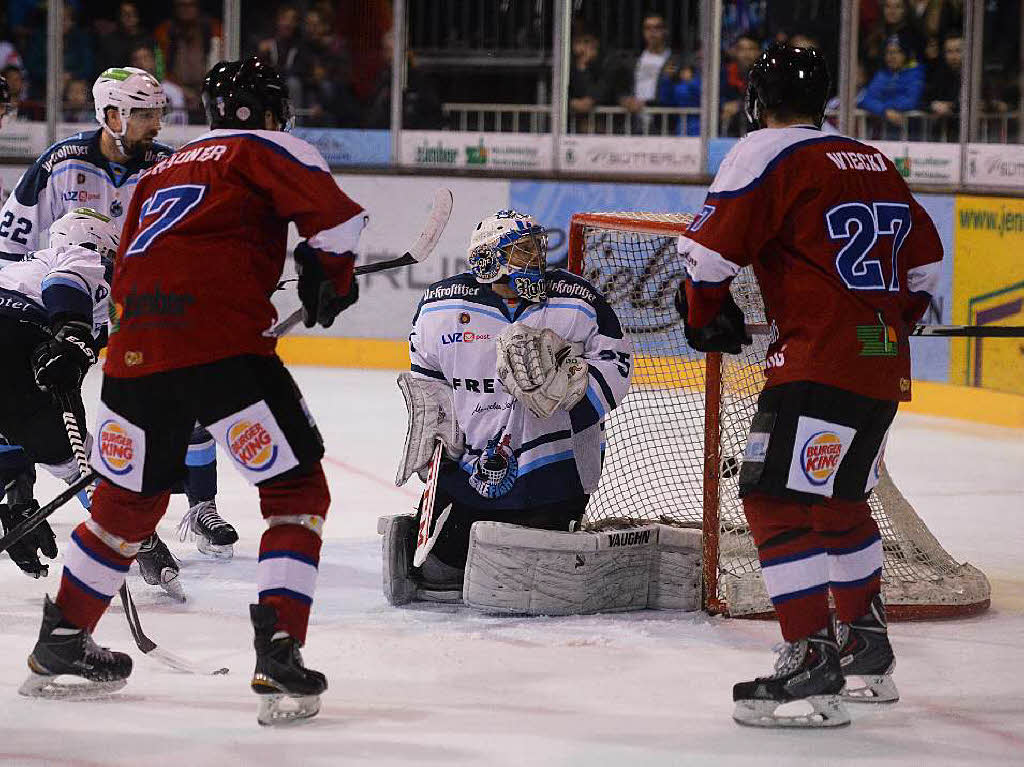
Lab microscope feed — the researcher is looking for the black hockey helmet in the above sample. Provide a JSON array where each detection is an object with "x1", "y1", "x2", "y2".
[
  {"x1": 202, "y1": 57, "x2": 293, "y2": 131},
  {"x1": 744, "y1": 43, "x2": 830, "y2": 129}
]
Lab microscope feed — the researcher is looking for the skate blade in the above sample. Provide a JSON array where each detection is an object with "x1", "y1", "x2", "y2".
[
  {"x1": 197, "y1": 539, "x2": 234, "y2": 559},
  {"x1": 842, "y1": 673, "x2": 899, "y2": 703},
  {"x1": 19, "y1": 671, "x2": 127, "y2": 700},
  {"x1": 256, "y1": 694, "x2": 321, "y2": 726},
  {"x1": 159, "y1": 569, "x2": 186, "y2": 602},
  {"x1": 732, "y1": 695, "x2": 851, "y2": 728}
]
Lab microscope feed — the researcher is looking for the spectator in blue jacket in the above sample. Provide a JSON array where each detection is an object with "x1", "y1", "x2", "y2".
[
  {"x1": 657, "y1": 53, "x2": 701, "y2": 136},
  {"x1": 858, "y1": 36, "x2": 924, "y2": 136}
]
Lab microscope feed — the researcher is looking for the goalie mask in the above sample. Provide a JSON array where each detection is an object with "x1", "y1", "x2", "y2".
[{"x1": 468, "y1": 210, "x2": 549, "y2": 302}]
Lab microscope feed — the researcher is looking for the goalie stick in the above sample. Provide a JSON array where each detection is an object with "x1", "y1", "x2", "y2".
[
  {"x1": 267, "y1": 187, "x2": 455, "y2": 338},
  {"x1": 412, "y1": 441, "x2": 452, "y2": 568},
  {"x1": 744, "y1": 323, "x2": 1024, "y2": 338},
  {"x1": 53, "y1": 388, "x2": 229, "y2": 677}
]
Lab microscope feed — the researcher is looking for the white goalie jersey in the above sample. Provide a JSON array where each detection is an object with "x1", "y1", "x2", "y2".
[{"x1": 408, "y1": 269, "x2": 633, "y2": 509}]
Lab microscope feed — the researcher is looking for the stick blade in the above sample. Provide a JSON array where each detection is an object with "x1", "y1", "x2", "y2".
[{"x1": 407, "y1": 188, "x2": 453, "y2": 264}]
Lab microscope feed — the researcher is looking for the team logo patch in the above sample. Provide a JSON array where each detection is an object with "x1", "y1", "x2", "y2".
[
  {"x1": 469, "y1": 433, "x2": 518, "y2": 499},
  {"x1": 800, "y1": 431, "x2": 844, "y2": 486},
  {"x1": 98, "y1": 419, "x2": 135, "y2": 475},
  {"x1": 459, "y1": 312, "x2": 471, "y2": 325},
  {"x1": 227, "y1": 419, "x2": 279, "y2": 472},
  {"x1": 110, "y1": 199, "x2": 124, "y2": 218}
]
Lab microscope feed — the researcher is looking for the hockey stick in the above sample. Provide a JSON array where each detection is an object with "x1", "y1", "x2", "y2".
[
  {"x1": 0, "y1": 470, "x2": 95, "y2": 554},
  {"x1": 53, "y1": 389, "x2": 228, "y2": 676},
  {"x1": 412, "y1": 441, "x2": 452, "y2": 567},
  {"x1": 744, "y1": 323, "x2": 1024, "y2": 338},
  {"x1": 267, "y1": 187, "x2": 455, "y2": 339}
]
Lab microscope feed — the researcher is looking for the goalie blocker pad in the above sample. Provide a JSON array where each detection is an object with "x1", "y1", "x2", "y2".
[
  {"x1": 464, "y1": 522, "x2": 702, "y2": 615},
  {"x1": 395, "y1": 372, "x2": 464, "y2": 486}
]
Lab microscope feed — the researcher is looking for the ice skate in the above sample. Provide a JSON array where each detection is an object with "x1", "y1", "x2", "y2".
[
  {"x1": 136, "y1": 533, "x2": 184, "y2": 601},
  {"x1": 178, "y1": 499, "x2": 238, "y2": 559},
  {"x1": 835, "y1": 594, "x2": 899, "y2": 703},
  {"x1": 732, "y1": 627, "x2": 850, "y2": 728},
  {"x1": 20, "y1": 595, "x2": 132, "y2": 699},
  {"x1": 250, "y1": 604, "x2": 327, "y2": 726}
]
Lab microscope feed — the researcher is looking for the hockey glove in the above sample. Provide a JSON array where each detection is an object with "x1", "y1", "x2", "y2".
[
  {"x1": 293, "y1": 241, "x2": 359, "y2": 329},
  {"x1": 496, "y1": 324, "x2": 589, "y2": 419},
  {"x1": 0, "y1": 501, "x2": 58, "y2": 578},
  {"x1": 675, "y1": 284, "x2": 751, "y2": 355},
  {"x1": 31, "y1": 320, "x2": 97, "y2": 392}
]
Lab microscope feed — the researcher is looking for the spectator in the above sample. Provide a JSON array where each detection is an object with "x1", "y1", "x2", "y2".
[
  {"x1": 365, "y1": 29, "x2": 442, "y2": 130},
  {"x1": 617, "y1": 12, "x2": 673, "y2": 116},
  {"x1": 130, "y1": 43, "x2": 187, "y2": 126},
  {"x1": 155, "y1": 0, "x2": 223, "y2": 123},
  {"x1": 24, "y1": 2, "x2": 94, "y2": 99},
  {"x1": 96, "y1": 2, "x2": 150, "y2": 75},
  {"x1": 923, "y1": 34, "x2": 960, "y2": 140},
  {"x1": 61, "y1": 77, "x2": 91, "y2": 122},
  {"x1": 568, "y1": 28, "x2": 616, "y2": 133},
  {"x1": 861, "y1": 0, "x2": 925, "y2": 72},
  {"x1": 720, "y1": 32, "x2": 761, "y2": 135},
  {"x1": 298, "y1": 6, "x2": 359, "y2": 127},
  {"x1": 0, "y1": 20, "x2": 24, "y2": 73},
  {"x1": 657, "y1": 51, "x2": 702, "y2": 136},
  {"x1": 256, "y1": 4, "x2": 308, "y2": 109},
  {"x1": 859, "y1": 35, "x2": 925, "y2": 138},
  {"x1": 908, "y1": 0, "x2": 962, "y2": 41},
  {"x1": 2, "y1": 63, "x2": 41, "y2": 120}
]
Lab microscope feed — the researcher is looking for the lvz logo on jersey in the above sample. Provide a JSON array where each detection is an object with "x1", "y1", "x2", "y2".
[
  {"x1": 441, "y1": 331, "x2": 492, "y2": 345},
  {"x1": 60, "y1": 190, "x2": 101, "y2": 203}
]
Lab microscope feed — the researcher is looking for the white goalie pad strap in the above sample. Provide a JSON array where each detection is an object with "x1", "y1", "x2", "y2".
[
  {"x1": 395, "y1": 372, "x2": 465, "y2": 486},
  {"x1": 266, "y1": 514, "x2": 325, "y2": 538},
  {"x1": 495, "y1": 323, "x2": 587, "y2": 419},
  {"x1": 463, "y1": 522, "x2": 702, "y2": 615}
]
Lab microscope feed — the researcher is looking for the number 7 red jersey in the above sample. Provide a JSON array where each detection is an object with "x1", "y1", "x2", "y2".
[
  {"x1": 678, "y1": 126, "x2": 943, "y2": 402},
  {"x1": 105, "y1": 128, "x2": 366, "y2": 377}
]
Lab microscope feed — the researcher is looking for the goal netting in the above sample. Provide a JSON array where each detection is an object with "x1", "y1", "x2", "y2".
[{"x1": 569, "y1": 211, "x2": 990, "y2": 619}]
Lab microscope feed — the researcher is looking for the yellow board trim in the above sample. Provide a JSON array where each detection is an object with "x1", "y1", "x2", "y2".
[{"x1": 276, "y1": 338, "x2": 1024, "y2": 429}]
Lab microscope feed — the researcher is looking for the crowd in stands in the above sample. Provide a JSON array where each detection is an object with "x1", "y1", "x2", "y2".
[
  {"x1": 567, "y1": 0, "x2": 1020, "y2": 140},
  {"x1": 0, "y1": 0, "x2": 410, "y2": 129},
  {"x1": 0, "y1": 0, "x2": 1017, "y2": 141}
]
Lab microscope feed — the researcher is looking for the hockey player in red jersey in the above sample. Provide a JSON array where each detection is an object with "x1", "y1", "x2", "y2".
[
  {"x1": 675, "y1": 44, "x2": 943, "y2": 728},
  {"x1": 19, "y1": 58, "x2": 365, "y2": 726}
]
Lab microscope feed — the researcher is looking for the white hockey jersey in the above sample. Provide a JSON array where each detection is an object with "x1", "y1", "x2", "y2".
[
  {"x1": 0, "y1": 244, "x2": 110, "y2": 338},
  {"x1": 409, "y1": 269, "x2": 633, "y2": 509},
  {"x1": 0, "y1": 128, "x2": 172, "y2": 259}
]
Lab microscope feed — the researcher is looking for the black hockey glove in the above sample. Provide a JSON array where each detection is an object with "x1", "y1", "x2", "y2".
[
  {"x1": 675, "y1": 284, "x2": 752, "y2": 355},
  {"x1": 0, "y1": 501, "x2": 58, "y2": 578},
  {"x1": 293, "y1": 241, "x2": 360, "y2": 329},
  {"x1": 31, "y1": 320, "x2": 97, "y2": 392}
]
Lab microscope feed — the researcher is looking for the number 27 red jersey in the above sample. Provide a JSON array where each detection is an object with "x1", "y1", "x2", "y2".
[
  {"x1": 678, "y1": 126, "x2": 943, "y2": 402},
  {"x1": 105, "y1": 128, "x2": 366, "y2": 377}
]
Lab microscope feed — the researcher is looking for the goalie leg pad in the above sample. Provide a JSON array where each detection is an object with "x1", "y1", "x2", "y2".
[
  {"x1": 377, "y1": 514, "x2": 419, "y2": 606},
  {"x1": 463, "y1": 522, "x2": 702, "y2": 615}
]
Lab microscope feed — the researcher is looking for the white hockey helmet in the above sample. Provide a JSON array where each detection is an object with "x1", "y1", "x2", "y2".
[
  {"x1": 93, "y1": 67, "x2": 167, "y2": 150},
  {"x1": 467, "y1": 209, "x2": 549, "y2": 302},
  {"x1": 49, "y1": 207, "x2": 120, "y2": 262}
]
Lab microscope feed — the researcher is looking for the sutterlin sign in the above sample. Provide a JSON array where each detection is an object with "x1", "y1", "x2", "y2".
[
  {"x1": 561, "y1": 136, "x2": 701, "y2": 175},
  {"x1": 965, "y1": 143, "x2": 1024, "y2": 187}
]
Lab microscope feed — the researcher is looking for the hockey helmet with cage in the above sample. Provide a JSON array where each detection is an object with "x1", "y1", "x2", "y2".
[
  {"x1": 93, "y1": 67, "x2": 167, "y2": 150},
  {"x1": 203, "y1": 57, "x2": 293, "y2": 131},
  {"x1": 744, "y1": 43, "x2": 830, "y2": 129},
  {"x1": 49, "y1": 208, "x2": 120, "y2": 281},
  {"x1": 468, "y1": 210, "x2": 549, "y2": 302}
]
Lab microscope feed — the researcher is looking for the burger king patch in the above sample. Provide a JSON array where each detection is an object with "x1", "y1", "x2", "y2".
[
  {"x1": 206, "y1": 401, "x2": 298, "y2": 484},
  {"x1": 786, "y1": 416, "x2": 856, "y2": 497},
  {"x1": 90, "y1": 405, "x2": 147, "y2": 492}
]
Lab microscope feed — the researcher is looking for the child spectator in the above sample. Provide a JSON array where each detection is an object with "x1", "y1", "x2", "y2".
[
  {"x1": 657, "y1": 51, "x2": 701, "y2": 136},
  {"x1": 130, "y1": 43, "x2": 188, "y2": 125},
  {"x1": 720, "y1": 32, "x2": 761, "y2": 135},
  {"x1": 61, "y1": 77, "x2": 91, "y2": 122},
  {"x1": 568, "y1": 28, "x2": 616, "y2": 132}
]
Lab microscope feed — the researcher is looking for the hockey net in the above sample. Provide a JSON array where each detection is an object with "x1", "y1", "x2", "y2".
[{"x1": 569, "y1": 211, "x2": 990, "y2": 619}]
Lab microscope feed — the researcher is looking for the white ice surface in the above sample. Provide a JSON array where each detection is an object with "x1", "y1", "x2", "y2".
[{"x1": 1, "y1": 367, "x2": 1022, "y2": 766}]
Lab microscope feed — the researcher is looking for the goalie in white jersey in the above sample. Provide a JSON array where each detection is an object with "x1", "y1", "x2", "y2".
[{"x1": 381, "y1": 209, "x2": 633, "y2": 606}]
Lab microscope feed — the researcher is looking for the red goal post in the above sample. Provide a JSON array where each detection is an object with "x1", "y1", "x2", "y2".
[{"x1": 567, "y1": 211, "x2": 990, "y2": 620}]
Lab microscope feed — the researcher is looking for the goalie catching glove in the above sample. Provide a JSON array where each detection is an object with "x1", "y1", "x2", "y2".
[
  {"x1": 674, "y1": 283, "x2": 752, "y2": 355},
  {"x1": 496, "y1": 323, "x2": 588, "y2": 419},
  {"x1": 395, "y1": 372, "x2": 465, "y2": 486},
  {"x1": 293, "y1": 241, "x2": 359, "y2": 329}
]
